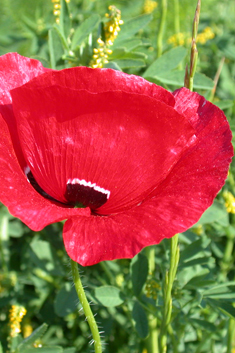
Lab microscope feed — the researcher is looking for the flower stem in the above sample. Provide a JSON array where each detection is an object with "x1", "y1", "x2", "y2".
[
  {"x1": 173, "y1": 0, "x2": 180, "y2": 35},
  {"x1": 157, "y1": 0, "x2": 167, "y2": 57},
  {"x1": 70, "y1": 259, "x2": 102, "y2": 353},
  {"x1": 0, "y1": 215, "x2": 9, "y2": 273},
  {"x1": 159, "y1": 234, "x2": 180, "y2": 353},
  {"x1": 184, "y1": 0, "x2": 201, "y2": 91},
  {"x1": 144, "y1": 246, "x2": 159, "y2": 353},
  {"x1": 209, "y1": 56, "x2": 225, "y2": 102}
]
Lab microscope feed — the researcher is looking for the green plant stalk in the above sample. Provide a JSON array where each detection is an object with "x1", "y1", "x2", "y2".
[
  {"x1": 157, "y1": 0, "x2": 167, "y2": 57},
  {"x1": 227, "y1": 319, "x2": 234, "y2": 353},
  {"x1": 146, "y1": 317, "x2": 158, "y2": 353},
  {"x1": 70, "y1": 259, "x2": 102, "y2": 353},
  {"x1": 173, "y1": 0, "x2": 182, "y2": 70},
  {"x1": 0, "y1": 215, "x2": 9, "y2": 273},
  {"x1": 173, "y1": 0, "x2": 180, "y2": 35},
  {"x1": 209, "y1": 56, "x2": 225, "y2": 102},
  {"x1": 184, "y1": 0, "x2": 201, "y2": 91},
  {"x1": 168, "y1": 324, "x2": 178, "y2": 353},
  {"x1": 159, "y1": 234, "x2": 180, "y2": 353},
  {"x1": 144, "y1": 246, "x2": 159, "y2": 353},
  {"x1": 189, "y1": 42, "x2": 198, "y2": 91}
]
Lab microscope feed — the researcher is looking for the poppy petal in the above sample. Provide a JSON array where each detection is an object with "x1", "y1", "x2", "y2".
[
  {"x1": 18, "y1": 65, "x2": 175, "y2": 107},
  {"x1": 0, "y1": 52, "x2": 49, "y2": 105},
  {"x1": 0, "y1": 114, "x2": 90, "y2": 231},
  {"x1": 11, "y1": 85, "x2": 196, "y2": 213},
  {"x1": 63, "y1": 89, "x2": 233, "y2": 266},
  {"x1": 0, "y1": 52, "x2": 50, "y2": 169}
]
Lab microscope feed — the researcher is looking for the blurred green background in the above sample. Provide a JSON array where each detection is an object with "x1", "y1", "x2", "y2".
[{"x1": 0, "y1": 1, "x2": 235, "y2": 353}]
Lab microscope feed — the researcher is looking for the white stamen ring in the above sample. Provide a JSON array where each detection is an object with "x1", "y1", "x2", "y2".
[{"x1": 67, "y1": 178, "x2": 110, "y2": 199}]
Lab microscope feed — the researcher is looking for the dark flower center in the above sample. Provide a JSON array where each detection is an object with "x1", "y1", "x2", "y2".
[
  {"x1": 25, "y1": 167, "x2": 56, "y2": 202},
  {"x1": 65, "y1": 178, "x2": 110, "y2": 209},
  {"x1": 25, "y1": 167, "x2": 110, "y2": 209}
]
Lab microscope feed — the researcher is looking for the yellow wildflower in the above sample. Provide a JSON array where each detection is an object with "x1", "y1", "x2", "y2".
[
  {"x1": 22, "y1": 321, "x2": 33, "y2": 338},
  {"x1": 168, "y1": 27, "x2": 215, "y2": 47},
  {"x1": 143, "y1": 0, "x2": 158, "y2": 14},
  {"x1": 9, "y1": 305, "x2": 27, "y2": 337},
  {"x1": 167, "y1": 32, "x2": 187, "y2": 46},
  {"x1": 197, "y1": 26, "x2": 215, "y2": 44},
  {"x1": 90, "y1": 5, "x2": 123, "y2": 68},
  {"x1": 52, "y1": 0, "x2": 70, "y2": 24},
  {"x1": 193, "y1": 224, "x2": 204, "y2": 236},
  {"x1": 223, "y1": 191, "x2": 235, "y2": 214},
  {"x1": 145, "y1": 277, "x2": 160, "y2": 300},
  {"x1": 116, "y1": 273, "x2": 124, "y2": 287}
]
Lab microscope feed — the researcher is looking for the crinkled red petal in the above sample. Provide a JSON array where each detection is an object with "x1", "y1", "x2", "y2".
[
  {"x1": 11, "y1": 85, "x2": 196, "y2": 213},
  {"x1": 63, "y1": 88, "x2": 233, "y2": 266},
  {"x1": 0, "y1": 52, "x2": 50, "y2": 169},
  {"x1": 20, "y1": 65, "x2": 175, "y2": 107},
  {"x1": 0, "y1": 110, "x2": 90, "y2": 231}
]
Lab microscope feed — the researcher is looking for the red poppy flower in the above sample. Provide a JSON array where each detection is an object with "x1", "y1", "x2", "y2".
[{"x1": 0, "y1": 52, "x2": 233, "y2": 266}]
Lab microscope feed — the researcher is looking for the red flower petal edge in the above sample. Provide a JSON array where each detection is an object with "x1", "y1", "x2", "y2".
[{"x1": 0, "y1": 53, "x2": 233, "y2": 266}]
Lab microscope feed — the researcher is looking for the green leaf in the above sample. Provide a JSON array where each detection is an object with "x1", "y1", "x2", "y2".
[
  {"x1": 208, "y1": 299, "x2": 235, "y2": 319},
  {"x1": 132, "y1": 301, "x2": 148, "y2": 338},
  {"x1": 94, "y1": 285, "x2": 124, "y2": 307},
  {"x1": 18, "y1": 323, "x2": 48, "y2": 351},
  {"x1": 112, "y1": 59, "x2": 145, "y2": 69},
  {"x1": 59, "y1": 0, "x2": 71, "y2": 39},
  {"x1": 180, "y1": 236, "x2": 211, "y2": 263},
  {"x1": 179, "y1": 256, "x2": 213, "y2": 269},
  {"x1": 53, "y1": 24, "x2": 70, "y2": 50},
  {"x1": 202, "y1": 282, "x2": 235, "y2": 299},
  {"x1": 9, "y1": 219, "x2": 24, "y2": 238},
  {"x1": 104, "y1": 62, "x2": 122, "y2": 71},
  {"x1": 131, "y1": 253, "x2": 148, "y2": 297},
  {"x1": 64, "y1": 349, "x2": 76, "y2": 353},
  {"x1": 151, "y1": 70, "x2": 214, "y2": 89},
  {"x1": 184, "y1": 272, "x2": 215, "y2": 290},
  {"x1": 143, "y1": 46, "x2": 188, "y2": 77},
  {"x1": 214, "y1": 100, "x2": 234, "y2": 110},
  {"x1": 195, "y1": 200, "x2": 229, "y2": 227},
  {"x1": 221, "y1": 44, "x2": 235, "y2": 60},
  {"x1": 23, "y1": 347, "x2": 63, "y2": 353},
  {"x1": 29, "y1": 239, "x2": 63, "y2": 276},
  {"x1": 10, "y1": 336, "x2": 23, "y2": 351},
  {"x1": 115, "y1": 14, "x2": 152, "y2": 42},
  {"x1": 192, "y1": 72, "x2": 215, "y2": 89},
  {"x1": 49, "y1": 28, "x2": 64, "y2": 69},
  {"x1": 71, "y1": 14, "x2": 100, "y2": 50},
  {"x1": 190, "y1": 318, "x2": 216, "y2": 332},
  {"x1": 111, "y1": 51, "x2": 146, "y2": 60},
  {"x1": 54, "y1": 282, "x2": 78, "y2": 317},
  {"x1": 114, "y1": 38, "x2": 142, "y2": 51}
]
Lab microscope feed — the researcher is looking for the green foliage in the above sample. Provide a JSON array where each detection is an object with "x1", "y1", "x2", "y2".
[
  {"x1": 131, "y1": 253, "x2": 148, "y2": 297},
  {"x1": 132, "y1": 301, "x2": 149, "y2": 338},
  {"x1": 94, "y1": 286, "x2": 124, "y2": 307},
  {"x1": 143, "y1": 46, "x2": 188, "y2": 77},
  {"x1": 0, "y1": 0, "x2": 235, "y2": 352}
]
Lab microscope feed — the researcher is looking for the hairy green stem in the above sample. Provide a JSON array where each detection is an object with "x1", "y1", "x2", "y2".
[
  {"x1": 159, "y1": 234, "x2": 180, "y2": 353},
  {"x1": 157, "y1": 0, "x2": 167, "y2": 57},
  {"x1": 70, "y1": 259, "x2": 102, "y2": 353}
]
